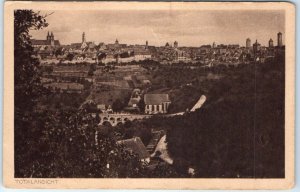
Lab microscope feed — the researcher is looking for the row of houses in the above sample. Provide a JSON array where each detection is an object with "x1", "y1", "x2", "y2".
[{"x1": 32, "y1": 32, "x2": 284, "y2": 65}]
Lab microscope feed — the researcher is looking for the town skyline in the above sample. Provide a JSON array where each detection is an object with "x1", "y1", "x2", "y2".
[{"x1": 29, "y1": 10, "x2": 285, "y2": 47}]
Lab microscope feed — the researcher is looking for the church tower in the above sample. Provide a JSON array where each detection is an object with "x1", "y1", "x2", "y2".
[
  {"x1": 46, "y1": 31, "x2": 51, "y2": 41},
  {"x1": 246, "y1": 38, "x2": 251, "y2": 48},
  {"x1": 269, "y1": 38, "x2": 274, "y2": 48},
  {"x1": 174, "y1": 41, "x2": 178, "y2": 48},
  {"x1": 81, "y1": 32, "x2": 87, "y2": 49},
  {"x1": 82, "y1": 32, "x2": 86, "y2": 43},
  {"x1": 50, "y1": 32, "x2": 55, "y2": 46}
]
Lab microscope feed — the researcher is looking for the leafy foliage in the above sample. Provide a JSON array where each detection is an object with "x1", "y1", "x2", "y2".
[
  {"x1": 14, "y1": 10, "x2": 147, "y2": 178},
  {"x1": 165, "y1": 60, "x2": 285, "y2": 178}
]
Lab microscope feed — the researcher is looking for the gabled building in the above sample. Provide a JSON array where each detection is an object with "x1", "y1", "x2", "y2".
[
  {"x1": 144, "y1": 94, "x2": 171, "y2": 114},
  {"x1": 31, "y1": 32, "x2": 61, "y2": 58},
  {"x1": 31, "y1": 31, "x2": 61, "y2": 48},
  {"x1": 117, "y1": 137, "x2": 150, "y2": 163},
  {"x1": 134, "y1": 50, "x2": 152, "y2": 61}
]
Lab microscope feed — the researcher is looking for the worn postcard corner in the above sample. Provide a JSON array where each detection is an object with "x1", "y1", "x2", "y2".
[{"x1": 3, "y1": 1, "x2": 295, "y2": 189}]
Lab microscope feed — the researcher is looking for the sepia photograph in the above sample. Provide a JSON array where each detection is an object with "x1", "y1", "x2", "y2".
[{"x1": 3, "y1": 1, "x2": 295, "y2": 189}]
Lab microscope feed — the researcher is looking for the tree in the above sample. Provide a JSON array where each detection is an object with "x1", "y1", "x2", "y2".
[
  {"x1": 54, "y1": 47, "x2": 63, "y2": 57},
  {"x1": 88, "y1": 63, "x2": 96, "y2": 76},
  {"x1": 14, "y1": 10, "x2": 49, "y2": 111},
  {"x1": 66, "y1": 53, "x2": 74, "y2": 61},
  {"x1": 14, "y1": 10, "x2": 151, "y2": 179},
  {"x1": 112, "y1": 99, "x2": 124, "y2": 112},
  {"x1": 43, "y1": 66, "x2": 53, "y2": 74},
  {"x1": 137, "y1": 97, "x2": 145, "y2": 113},
  {"x1": 14, "y1": 10, "x2": 50, "y2": 177}
]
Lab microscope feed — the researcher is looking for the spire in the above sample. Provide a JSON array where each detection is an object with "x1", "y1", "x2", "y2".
[
  {"x1": 47, "y1": 31, "x2": 50, "y2": 41},
  {"x1": 82, "y1": 32, "x2": 86, "y2": 43},
  {"x1": 50, "y1": 32, "x2": 54, "y2": 41}
]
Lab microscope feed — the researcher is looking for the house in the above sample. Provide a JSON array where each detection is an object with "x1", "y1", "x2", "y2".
[
  {"x1": 117, "y1": 137, "x2": 150, "y2": 163},
  {"x1": 102, "y1": 53, "x2": 116, "y2": 64},
  {"x1": 97, "y1": 104, "x2": 106, "y2": 112},
  {"x1": 144, "y1": 94, "x2": 171, "y2": 114},
  {"x1": 134, "y1": 50, "x2": 152, "y2": 61}
]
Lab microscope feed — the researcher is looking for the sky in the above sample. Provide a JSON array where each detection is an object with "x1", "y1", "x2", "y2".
[{"x1": 29, "y1": 10, "x2": 285, "y2": 47}]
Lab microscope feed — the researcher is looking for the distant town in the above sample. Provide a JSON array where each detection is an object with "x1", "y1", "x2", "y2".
[
  {"x1": 32, "y1": 31, "x2": 284, "y2": 66},
  {"x1": 14, "y1": 7, "x2": 287, "y2": 179},
  {"x1": 31, "y1": 31, "x2": 285, "y2": 116},
  {"x1": 27, "y1": 31, "x2": 285, "y2": 170}
]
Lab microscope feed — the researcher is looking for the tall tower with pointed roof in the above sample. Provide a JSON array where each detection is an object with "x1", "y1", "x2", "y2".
[
  {"x1": 82, "y1": 32, "x2": 86, "y2": 43},
  {"x1": 49, "y1": 32, "x2": 55, "y2": 46},
  {"x1": 46, "y1": 31, "x2": 51, "y2": 41}
]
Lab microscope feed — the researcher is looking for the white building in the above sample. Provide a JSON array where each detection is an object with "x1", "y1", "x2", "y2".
[{"x1": 144, "y1": 94, "x2": 171, "y2": 114}]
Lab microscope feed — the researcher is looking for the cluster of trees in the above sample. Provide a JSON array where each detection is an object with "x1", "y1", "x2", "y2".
[
  {"x1": 142, "y1": 58, "x2": 285, "y2": 177},
  {"x1": 66, "y1": 53, "x2": 75, "y2": 61},
  {"x1": 14, "y1": 10, "x2": 151, "y2": 178},
  {"x1": 15, "y1": 10, "x2": 285, "y2": 178},
  {"x1": 113, "y1": 121, "x2": 152, "y2": 146},
  {"x1": 39, "y1": 91, "x2": 90, "y2": 112},
  {"x1": 15, "y1": 107, "x2": 150, "y2": 177},
  {"x1": 40, "y1": 65, "x2": 54, "y2": 74},
  {"x1": 88, "y1": 63, "x2": 97, "y2": 76}
]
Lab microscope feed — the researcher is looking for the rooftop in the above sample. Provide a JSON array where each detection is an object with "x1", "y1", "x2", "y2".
[
  {"x1": 144, "y1": 94, "x2": 170, "y2": 105},
  {"x1": 31, "y1": 39, "x2": 60, "y2": 46},
  {"x1": 117, "y1": 137, "x2": 150, "y2": 160}
]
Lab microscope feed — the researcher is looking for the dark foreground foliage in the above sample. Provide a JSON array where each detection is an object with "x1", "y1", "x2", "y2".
[
  {"x1": 14, "y1": 10, "x2": 285, "y2": 178},
  {"x1": 14, "y1": 10, "x2": 148, "y2": 178},
  {"x1": 165, "y1": 59, "x2": 285, "y2": 178}
]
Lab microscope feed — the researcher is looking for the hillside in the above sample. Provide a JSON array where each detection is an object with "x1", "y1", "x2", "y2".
[{"x1": 165, "y1": 57, "x2": 285, "y2": 178}]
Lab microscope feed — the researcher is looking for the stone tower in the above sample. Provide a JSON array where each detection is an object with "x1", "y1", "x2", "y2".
[
  {"x1": 246, "y1": 38, "x2": 251, "y2": 48},
  {"x1": 174, "y1": 41, "x2": 178, "y2": 48},
  {"x1": 269, "y1": 38, "x2": 274, "y2": 47},
  {"x1": 50, "y1": 32, "x2": 55, "y2": 46},
  {"x1": 82, "y1": 32, "x2": 86, "y2": 43},
  {"x1": 277, "y1": 32, "x2": 283, "y2": 47}
]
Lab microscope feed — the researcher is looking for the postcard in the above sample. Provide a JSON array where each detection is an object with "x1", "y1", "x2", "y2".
[{"x1": 3, "y1": 1, "x2": 295, "y2": 189}]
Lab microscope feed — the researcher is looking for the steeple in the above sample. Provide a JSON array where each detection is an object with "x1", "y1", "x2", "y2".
[
  {"x1": 46, "y1": 31, "x2": 51, "y2": 41},
  {"x1": 82, "y1": 32, "x2": 86, "y2": 43},
  {"x1": 50, "y1": 32, "x2": 54, "y2": 40}
]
